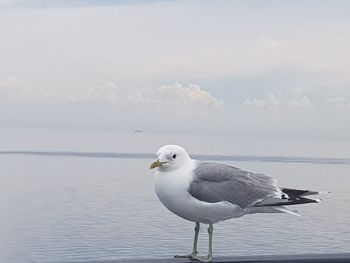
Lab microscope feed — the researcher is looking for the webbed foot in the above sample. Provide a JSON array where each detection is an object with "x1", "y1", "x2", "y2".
[
  {"x1": 174, "y1": 252, "x2": 197, "y2": 259},
  {"x1": 189, "y1": 254, "x2": 212, "y2": 262}
]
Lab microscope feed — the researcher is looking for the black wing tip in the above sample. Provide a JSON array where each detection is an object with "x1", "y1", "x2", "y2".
[
  {"x1": 255, "y1": 196, "x2": 320, "y2": 207},
  {"x1": 255, "y1": 187, "x2": 326, "y2": 208},
  {"x1": 280, "y1": 187, "x2": 327, "y2": 198}
]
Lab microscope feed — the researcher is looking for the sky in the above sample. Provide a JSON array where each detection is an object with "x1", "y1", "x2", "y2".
[{"x1": 1, "y1": 0, "x2": 350, "y2": 139}]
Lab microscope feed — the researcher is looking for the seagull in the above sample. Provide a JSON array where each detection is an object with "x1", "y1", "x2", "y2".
[{"x1": 150, "y1": 145, "x2": 322, "y2": 262}]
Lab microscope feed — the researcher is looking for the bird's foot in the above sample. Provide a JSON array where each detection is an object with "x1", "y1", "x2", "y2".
[
  {"x1": 174, "y1": 252, "x2": 197, "y2": 259},
  {"x1": 189, "y1": 255, "x2": 212, "y2": 262}
]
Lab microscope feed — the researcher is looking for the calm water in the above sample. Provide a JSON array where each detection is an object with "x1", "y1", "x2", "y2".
[{"x1": 1, "y1": 130, "x2": 350, "y2": 262}]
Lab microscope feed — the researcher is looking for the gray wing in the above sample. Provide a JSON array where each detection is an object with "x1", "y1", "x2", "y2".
[{"x1": 188, "y1": 162, "x2": 280, "y2": 208}]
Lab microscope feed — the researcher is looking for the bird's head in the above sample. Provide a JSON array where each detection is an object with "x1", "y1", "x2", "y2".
[{"x1": 150, "y1": 144, "x2": 191, "y2": 172}]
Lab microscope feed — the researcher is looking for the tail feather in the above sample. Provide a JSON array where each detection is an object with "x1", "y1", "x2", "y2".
[{"x1": 254, "y1": 187, "x2": 326, "y2": 208}]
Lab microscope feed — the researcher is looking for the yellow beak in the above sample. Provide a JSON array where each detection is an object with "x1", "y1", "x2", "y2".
[{"x1": 149, "y1": 160, "x2": 164, "y2": 169}]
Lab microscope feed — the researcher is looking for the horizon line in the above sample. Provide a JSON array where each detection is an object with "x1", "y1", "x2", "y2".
[{"x1": 1, "y1": 150, "x2": 350, "y2": 165}]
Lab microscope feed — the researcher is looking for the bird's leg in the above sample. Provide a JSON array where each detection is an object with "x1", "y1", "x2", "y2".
[
  {"x1": 189, "y1": 223, "x2": 213, "y2": 262},
  {"x1": 192, "y1": 222, "x2": 200, "y2": 256},
  {"x1": 208, "y1": 223, "x2": 213, "y2": 260},
  {"x1": 174, "y1": 222, "x2": 200, "y2": 259}
]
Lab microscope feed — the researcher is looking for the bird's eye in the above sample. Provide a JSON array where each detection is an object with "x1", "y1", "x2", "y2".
[{"x1": 172, "y1": 154, "x2": 177, "y2": 159}]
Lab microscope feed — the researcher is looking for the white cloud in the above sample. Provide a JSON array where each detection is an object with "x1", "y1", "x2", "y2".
[
  {"x1": 244, "y1": 87, "x2": 313, "y2": 110},
  {"x1": 150, "y1": 83, "x2": 224, "y2": 109},
  {"x1": 0, "y1": 77, "x2": 54, "y2": 102},
  {"x1": 244, "y1": 93, "x2": 281, "y2": 109},
  {"x1": 84, "y1": 82, "x2": 224, "y2": 111},
  {"x1": 0, "y1": 78, "x2": 223, "y2": 111},
  {"x1": 326, "y1": 96, "x2": 350, "y2": 110},
  {"x1": 0, "y1": 77, "x2": 80, "y2": 106}
]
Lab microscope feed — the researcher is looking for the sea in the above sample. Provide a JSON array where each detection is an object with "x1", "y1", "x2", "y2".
[{"x1": 1, "y1": 128, "x2": 349, "y2": 263}]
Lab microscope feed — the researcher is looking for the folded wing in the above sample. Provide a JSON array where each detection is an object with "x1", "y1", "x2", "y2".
[
  {"x1": 188, "y1": 162, "x2": 321, "y2": 210},
  {"x1": 188, "y1": 162, "x2": 281, "y2": 209}
]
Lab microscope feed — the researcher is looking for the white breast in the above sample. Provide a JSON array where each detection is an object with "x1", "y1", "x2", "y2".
[{"x1": 154, "y1": 160, "x2": 244, "y2": 223}]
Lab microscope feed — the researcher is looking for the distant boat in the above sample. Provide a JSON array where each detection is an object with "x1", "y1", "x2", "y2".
[{"x1": 134, "y1": 130, "x2": 143, "y2": 133}]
